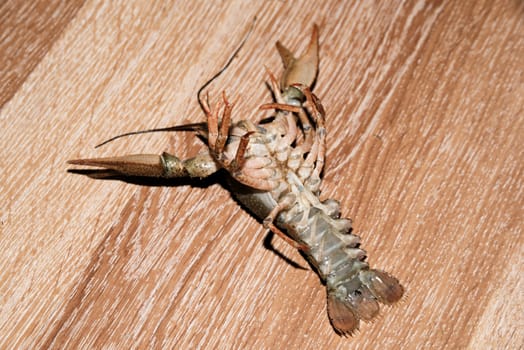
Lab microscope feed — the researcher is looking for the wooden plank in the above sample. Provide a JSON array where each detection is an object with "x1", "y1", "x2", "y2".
[
  {"x1": 1, "y1": 0, "x2": 522, "y2": 348},
  {"x1": 0, "y1": 0, "x2": 87, "y2": 107}
]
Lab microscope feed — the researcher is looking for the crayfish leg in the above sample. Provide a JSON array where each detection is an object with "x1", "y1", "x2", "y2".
[
  {"x1": 204, "y1": 92, "x2": 235, "y2": 162},
  {"x1": 261, "y1": 193, "x2": 309, "y2": 251},
  {"x1": 264, "y1": 221, "x2": 308, "y2": 252}
]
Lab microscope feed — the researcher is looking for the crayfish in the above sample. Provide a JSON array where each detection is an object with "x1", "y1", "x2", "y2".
[{"x1": 69, "y1": 25, "x2": 404, "y2": 336}]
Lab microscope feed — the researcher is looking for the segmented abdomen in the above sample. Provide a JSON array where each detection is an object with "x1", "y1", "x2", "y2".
[{"x1": 281, "y1": 203, "x2": 404, "y2": 336}]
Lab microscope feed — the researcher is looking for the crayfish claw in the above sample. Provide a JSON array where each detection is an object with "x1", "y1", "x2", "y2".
[
  {"x1": 275, "y1": 41, "x2": 295, "y2": 70},
  {"x1": 68, "y1": 152, "x2": 219, "y2": 179},
  {"x1": 68, "y1": 154, "x2": 168, "y2": 178},
  {"x1": 277, "y1": 25, "x2": 319, "y2": 92}
]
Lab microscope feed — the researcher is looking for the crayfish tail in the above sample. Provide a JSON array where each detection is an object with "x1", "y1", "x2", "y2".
[
  {"x1": 360, "y1": 269, "x2": 405, "y2": 305},
  {"x1": 327, "y1": 291, "x2": 360, "y2": 337},
  {"x1": 325, "y1": 268, "x2": 403, "y2": 336}
]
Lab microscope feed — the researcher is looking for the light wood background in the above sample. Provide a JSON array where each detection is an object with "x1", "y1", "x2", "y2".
[{"x1": 1, "y1": 1, "x2": 522, "y2": 349}]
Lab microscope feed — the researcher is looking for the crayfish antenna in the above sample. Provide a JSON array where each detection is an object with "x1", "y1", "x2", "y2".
[{"x1": 276, "y1": 24, "x2": 319, "y2": 90}]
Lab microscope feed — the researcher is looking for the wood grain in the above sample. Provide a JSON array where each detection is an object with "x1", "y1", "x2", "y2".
[
  {"x1": 0, "y1": 0, "x2": 87, "y2": 108},
  {"x1": 1, "y1": 0, "x2": 522, "y2": 349}
]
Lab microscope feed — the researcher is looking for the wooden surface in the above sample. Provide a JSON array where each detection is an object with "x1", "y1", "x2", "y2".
[{"x1": 1, "y1": 1, "x2": 522, "y2": 349}]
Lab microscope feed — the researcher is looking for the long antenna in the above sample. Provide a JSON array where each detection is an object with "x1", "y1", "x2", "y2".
[
  {"x1": 95, "y1": 17, "x2": 257, "y2": 149},
  {"x1": 94, "y1": 123, "x2": 205, "y2": 148},
  {"x1": 197, "y1": 16, "x2": 257, "y2": 112}
]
